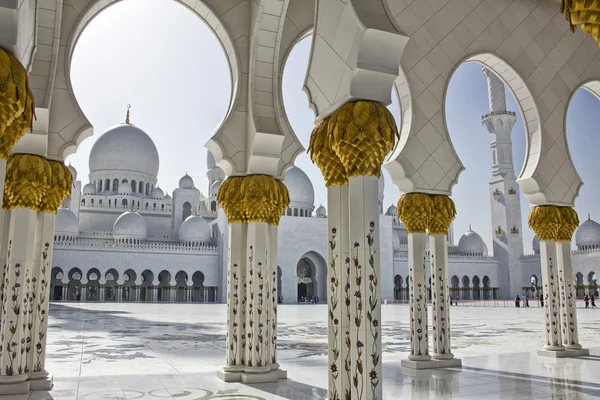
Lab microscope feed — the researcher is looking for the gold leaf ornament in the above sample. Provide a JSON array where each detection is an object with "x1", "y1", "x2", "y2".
[
  {"x1": 428, "y1": 195, "x2": 456, "y2": 235},
  {"x1": 556, "y1": 207, "x2": 579, "y2": 242},
  {"x1": 308, "y1": 119, "x2": 348, "y2": 186},
  {"x1": 0, "y1": 48, "x2": 35, "y2": 158},
  {"x1": 3, "y1": 154, "x2": 50, "y2": 211},
  {"x1": 528, "y1": 206, "x2": 562, "y2": 241},
  {"x1": 39, "y1": 161, "x2": 73, "y2": 213},
  {"x1": 397, "y1": 193, "x2": 434, "y2": 234},
  {"x1": 562, "y1": 0, "x2": 600, "y2": 46}
]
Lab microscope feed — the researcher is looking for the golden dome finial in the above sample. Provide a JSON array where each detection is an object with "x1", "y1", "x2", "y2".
[
  {"x1": 588, "y1": 213, "x2": 591, "y2": 221},
  {"x1": 468, "y1": 224, "x2": 472, "y2": 232},
  {"x1": 125, "y1": 104, "x2": 131, "y2": 124}
]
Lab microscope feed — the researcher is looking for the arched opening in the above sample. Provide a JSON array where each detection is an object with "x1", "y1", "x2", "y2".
[
  {"x1": 294, "y1": 208, "x2": 298, "y2": 217},
  {"x1": 139, "y1": 181, "x2": 144, "y2": 193},
  {"x1": 98, "y1": 180, "x2": 103, "y2": 192},
  {"x1": 104, "y1": 269, "x2": 119, "y2": 301},
  {"x1": 296, "y1": 251, "x2": 326, "y2": 303},
  {"x1": 576, "y1": 272, "x2": 585, "y2": 299},
  {"x1": 175, "y1": 271, "x2": 188, "y2": 302},
  {"x1": 211, "y1": 201, "x2": 216, "y2": 212},
  {"x1": 472, "y1": 276, "x2": 481, "y2": 301},
  {"x1": 192, "y1": 271, "x2": 205, "y2": 302},
  {"x1": 277, "y1": 266, "x2": 283, "y2": 304},
  {"x1": 483, "y1": 276, "x2": 491, "y2": 300},
  {"x1": 65, "y1": 0, "x2": 232, "y2": 195},
  {"x1": 113, "y1": 179, "x2": 119, "y2": 192},
  {"x1": 131, "y1": 180, "x2": 137, "y2": 193},
  {"x1": 393, "y1": 275, "x2": 403, "y2": 301},
  {"x1": 104, "y1": 178, "x2": 110, "y2": 191},
  {"x1": 146, "y1": 183, "x2": 151, "y2": 196},
  {"x1": 50, "y1": 268, "x2": 64, "y2": 300},
  {"x1": 528, "y1": 274, "x2": 539, "y2": 300},
  {"x1": 182, "y1": 202, "x2": 192, "y2": 222},
  {"x1": 123, "y1": 269, "x2": 137, "y2": 301},
  {"x1": 140, "y1": 270, "x2": 154, "y2": 302},
  {"x1": 461, "y1": 275, "x2": 470, "y2": 301},
  {"x1": 87, "y1": 269, "x2": 101, "y2": 301},
  {"x1": 122, "y1": 199, "x2": 128, "y2": 207},
  {"x1": 158, "y1": 270, "x2": 172, "y2": 302},
  {"x1": 589, "y1": 272, "x2": 598, "y2": 297},
  {"x1": 68, "y1": 268, "x2": 83, "y2": 301}
]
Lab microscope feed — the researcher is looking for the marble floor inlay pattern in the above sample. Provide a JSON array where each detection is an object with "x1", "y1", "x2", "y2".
[{"x1": 21, "y1": 303, "x2": 600, "y2": 399}]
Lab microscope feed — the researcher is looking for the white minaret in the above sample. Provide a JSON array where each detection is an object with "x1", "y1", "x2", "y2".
[{"x1": 481, "y1": 67, "x2": 524, "y2": 300}]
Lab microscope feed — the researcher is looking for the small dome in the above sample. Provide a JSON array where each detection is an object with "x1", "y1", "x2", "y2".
[
  {"x1": 284, "y1": 167, "x2": 314, "y2": 207},
  {"x1": 83, "y1": 183, "x2": 96, "y2": 195},
  {"x1": 151, "y1": 187, "x2": 164, "y2": 199},
  {"x1": 458, "y1": 226, "x2": 487, "y2": 255},
  {"x1": 575, "y1": 217, "x2": 600, "y2": 249},
  {"x1": 532, "y1": 235, "x2": 540, "y2": 253},
  {"x1": 179, "y1": 173, "x2": 195, "y2": 189},
  {"x1": 68, "y1": 164, "x2": 77, "y2": 181},
  {"x1": 89, "y1": 123, "x2": 159, "y2": 177},
  {"x1": 113, "y1": 211, "x2": 147, "y2": 240},
  {"x1": 316, "y1": 204, "x2": 326, "y2": 217},
  {"x1": 119, "y1": 182, "x2": 132, "y2": 195},
  {"x1": 179, "y1": 215, "x2": 211, "y2": 243},
  {"x1": 210, "y1": 180, "x2": 222, "y2": 197},
  {"x1": 386, "y1": 204, "x2": 397, "y2": 216},
  {"x1": 163, "y1": 193, "x2": 172, "y2": 202},
  {"x1": 55, "y1": 208, "x2": 79, "y2": 237}
]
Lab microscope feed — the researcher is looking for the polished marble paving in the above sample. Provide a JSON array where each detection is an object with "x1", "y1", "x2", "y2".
[{"x1": 28, "y1": 303, "x2": 600, "y2": 399}]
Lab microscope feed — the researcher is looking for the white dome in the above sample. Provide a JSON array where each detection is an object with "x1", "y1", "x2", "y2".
[
  {"x1": 532, "y1": 235, "x2": 540, "y2": 253},
  {"x1": 210, "y1": 180, "x2": 222, "y2": 197},
  {"x1": 163, "y1": 193, "x2": 172, "y2": 202},
  {"x1": 284, "y1": 167, "x2": 314, "y2": 207},
  {"x1": 179, "y1": 173, "x2": 195, "y2": 189},
  {"x1": 386, "y1": 204, "x2": 397, "y2": 216},
  {"x1": 207, "y1": 150, "x2": 216, "y2": 170},
  {"x1": 151, "y1": 187, "x2": 164, "y2": 199},
  {"x1": 113, "y1": 211, "x2": 147, "y2": 240},
  {"x1": 68, "y1": 164, "x2": 77, "y2": 181},
  {"x1": 316, "y1": 204, "x2": 326, "y2": 217},
  {"x1": 179, "y1": 215, "x2": 211, "y2": 243},
  {"x1": 575, "y1": 217, "x2": 600, "y2": 248},
  {"x1": 55, "y1": 208, "x2": 79, "y2": 237},
  {"x1": 83, "y1": 183, "x2": 96, "y2": 195},
  {"x1": 119, "y1": 182, "x2": 132, "y2": 195},
  {"x1": 458, "y1": 227, "x2": 487, "y2": 255},
  {"x1": 89, "y1": 124, "x2": 159, "y2": 177}
]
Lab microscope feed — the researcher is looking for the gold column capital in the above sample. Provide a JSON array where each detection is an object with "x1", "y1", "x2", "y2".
[
  {"x1": 397, "y1": 193, "x2": 434, "y2": 234},
  {"x1": 529, "y1": 205, "x2": 579, "y2": 242},
  {"x1": 428, "y1": 195, "x2": 456, "y2": 235},
  {"x1": 218, "y1": 174, "x2": 289, "y2": 225}
]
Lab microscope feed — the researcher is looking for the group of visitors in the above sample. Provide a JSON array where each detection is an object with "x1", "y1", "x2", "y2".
[
  {"x1": 584, "y1": 293, "x2": 597, "y2": 308},
  {"x1": 515, "y1": 294, "x2": 530, "y2": 307}
]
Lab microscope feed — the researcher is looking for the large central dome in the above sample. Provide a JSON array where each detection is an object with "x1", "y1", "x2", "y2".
[{"x1": 89, "y1": 124, "x2": 159, "y2": 177}]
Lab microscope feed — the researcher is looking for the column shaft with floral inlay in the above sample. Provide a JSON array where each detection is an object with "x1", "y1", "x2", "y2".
[
  {"x1": 428, "y1": 196, "x2": 456, "y2": 361},
  {"x1": 0, "y1": 155, "x2": 70, "y2": 393},
  {"x1": 529, "y1": 206, "x2": 564, "y2": 351},
  {"x1": 325, "y1": 185, "x2": 350, "y2": 400},
  {"x1": 309, "y1": 101, "x2": 398, "y2": 400},
  {"x1": 217, "y1": 174, "x2": 288, "y2": 382},
  {"x1": 555, "y1": 207, "x2": 584, "y2": 351},
  {"x1": 398, "y1": 193, "x2": 433, "y2": 362}
]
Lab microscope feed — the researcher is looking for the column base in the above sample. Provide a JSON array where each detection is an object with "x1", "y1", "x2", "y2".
[
  {"x1": 537, "y1": 348, "x2": 590, "y2": 358},
  {"x1": 0, "y1": 375, "x2": 29, "y2": 396},
  {"x1": 217, "y1": 366, "x2": 287, "y2": 383},
  {"x1": 401, "y1": 358, "x2": 462, "y2": 370},
  {"x1": 29, "y1": 371, "x2": 53, "y2": 391}
]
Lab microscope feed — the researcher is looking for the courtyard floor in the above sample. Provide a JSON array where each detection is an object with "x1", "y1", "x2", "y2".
[{"x1": 28, "y1": 303, "x2": 600, "y2": 399}]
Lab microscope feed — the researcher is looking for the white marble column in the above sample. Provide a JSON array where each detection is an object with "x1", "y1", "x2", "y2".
[
  {"x1": 348, "y1": 175, "x2": 382, "y2": 400},
  {"x1": 204, "y1": 287, "x2": 208, "y2": 303},
  {"x1": 80, "y1": 285, "x2": 87, "y2": 302},
  {"x1": 407, "y1": 233, "x2": 430, "y2": 362},
  {"x1": 326, "y1": 185, "x2": 351, "y2": 400},
  {"x1": 539, "y1": 241, "x2": 564, "y2": 351},
  {"x1": 99, "y1": 281, "x2": 106, "y2": 302},
  {"x1": 0, "y1": 208, "x2": 39, "y2": 389},
  {"x1": 187, "y1": 286, "x2": 193, "y2": 302},
  {"x1": 430, "y1": 234, "x2": 455, "y2": 363},
  {"x1": 224, "y1": 223, "x2": 247, "y2": 372},
  {"x1": 244, "y1": 222, "x2": 271, "y2": 370},
  {"x1": 29, "y1": 213, "x2": 55, "y2": 389},
  {"x1": 556, "y1": 241, "x2": 586, "y2": 353},
  {"x1": 62, "y1": 283, "x2": 68, "y2": 301},
  {"x1": 268, "y1": 224, "x2": 279, "y2": 369}
]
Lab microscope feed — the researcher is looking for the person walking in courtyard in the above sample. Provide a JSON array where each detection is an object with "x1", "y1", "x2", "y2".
[
  {"x1": 515, "y1": 295, "x2": 520, "y2": 308},
  {"x1": 591, "y1": 293, "x2": 596, "y2": 308},
  {"x1": 525, "y1": 295, "x2": 529, "y2": 308},
  {"x1": 584, "y1": 293, "x2": 590, "y2": 308}
]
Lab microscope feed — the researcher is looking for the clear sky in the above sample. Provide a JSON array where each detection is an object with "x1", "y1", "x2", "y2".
[{"x1": 67, "y1": 0, "x2": 600, "y2": 254}]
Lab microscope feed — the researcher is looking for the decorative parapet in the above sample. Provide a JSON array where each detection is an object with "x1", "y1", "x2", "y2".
[
  {"x1": 54, "y1": 238, "x2": 219, "y2": 253},
  {"x1": 481, "y1": 110, "x2": 516, "y2": 120},
  {"x1": 393, "y1": 248, "x2": 496, "y2": 261}
]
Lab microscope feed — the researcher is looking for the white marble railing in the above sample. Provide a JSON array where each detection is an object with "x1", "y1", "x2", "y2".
[
  {"x1": 55, "y1": 238, "x2": 218, "y2": 253},
  {"x1": 393, "y1": 248, "x2": 496, "y2": 261}
]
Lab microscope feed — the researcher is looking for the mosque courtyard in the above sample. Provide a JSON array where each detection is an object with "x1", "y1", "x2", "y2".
[{"x1": 35, "y1": 303, "x2": 600, "y2": 400}]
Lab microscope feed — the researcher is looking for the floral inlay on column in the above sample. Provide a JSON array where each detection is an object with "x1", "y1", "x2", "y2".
[
  {"x1": 366, "y1": 222, "x2": 380, "y2": 397},
  {"x1": 328, "y1": 227, "x2": 340, "y2": 400}
]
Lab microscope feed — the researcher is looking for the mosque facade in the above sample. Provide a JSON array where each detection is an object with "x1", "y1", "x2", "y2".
[{"x1": 50, "y1": 114, "x2": 600, "y2": 304}]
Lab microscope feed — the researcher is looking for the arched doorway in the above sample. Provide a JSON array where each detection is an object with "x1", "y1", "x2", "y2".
[
  {"x1": 192, "y1": 271, "x2": 205, "y2": 302},
  {"x1": 589, "y1": 272, "x2": 598, "y2": 297},
  {"x1": 158, "y1": 270, "x2": 172, "y2": 302},
  {"x1": 461, "y1": 276, "x2": 470, "y2": 301},
  {"x1": 104, "y1": 269, "x2": 118, "y2": 301},
  {"x1": 295, "y1": 252, "x2": 326, "y2": 303},
  {"x1": 140, "y1": 270, "x2": 154, "y2": 302},
  {"x1": 451, "y1": 275, "x2": 459, "y2": 302},
  {"x1": 175, "y1": 271, "x2": 188, "y2": 302},
  {"x1": 472, "y1": 276, "x2": 481, "y2": 300},
  {"x1": 50, "y1": 268, "x2": 64, "y2": 300},
  {"x1": 576, "y1": 272, "x2": 585, "y2": 299},
  {"x1": 68, "y1": 268, "x2": 83, "y2": 301},
  {"x1": 123, "y1": 269, "x2": 137, "y2": 301},
  {"x1": 393, "y1": 275, "x2": 403, "y2": 301},
  {"x1": 87, "y1": 269, "x2": 101, "y2": 301},
  {"x1": 483, "y1": 276, "x2": 491, "y2": 300}
]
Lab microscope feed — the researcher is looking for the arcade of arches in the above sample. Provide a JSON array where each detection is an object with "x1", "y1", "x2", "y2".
[{"x1": 2, "y1": 0, "x2": 600, "y2": 398}]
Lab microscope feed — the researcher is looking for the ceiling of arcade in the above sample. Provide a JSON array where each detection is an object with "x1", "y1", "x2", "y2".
[{"x1": 10, "y1": 0, "x2": 600, "y2": 207}]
